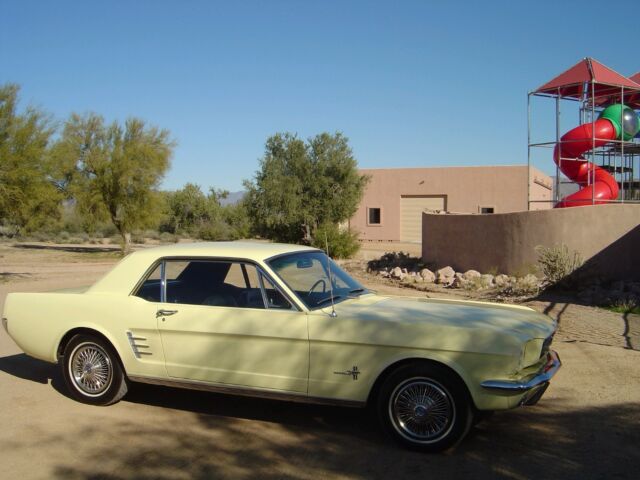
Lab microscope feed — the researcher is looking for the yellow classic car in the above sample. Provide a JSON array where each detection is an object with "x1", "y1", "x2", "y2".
[{"x1": 2, "y1": 242, "x2": 560, "y2": 451}]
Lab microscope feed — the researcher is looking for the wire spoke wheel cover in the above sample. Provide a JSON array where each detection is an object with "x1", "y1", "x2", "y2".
[
  {"x1": 389, "y1": 377, "x2": 455, "y2": 444},
  {"x1": 69, "y1": 342, "x2": 113, "y2": 396}
]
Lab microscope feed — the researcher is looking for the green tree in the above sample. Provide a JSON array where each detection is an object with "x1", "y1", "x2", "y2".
[
  {"x1": 52, "y1": 113, "x2": 174, "y2": 253},
  {"x1": 244, "y1": 132, "x2": 368, "y2": 246},
  {"x1": 163, "y1": 183, "x2": 227, "y2": 235},
  {"x1": 0, "y1": 84, "x2": 60, "y2": 234}
]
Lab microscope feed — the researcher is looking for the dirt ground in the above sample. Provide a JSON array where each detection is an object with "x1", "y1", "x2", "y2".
[{"x1": 1, "y1": 242, "x2": 639, "y2": 479}]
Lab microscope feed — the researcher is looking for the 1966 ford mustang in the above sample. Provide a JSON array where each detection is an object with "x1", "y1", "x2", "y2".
[{"x1": 2, "y1": 242, "x2": 560, "y2": 451}]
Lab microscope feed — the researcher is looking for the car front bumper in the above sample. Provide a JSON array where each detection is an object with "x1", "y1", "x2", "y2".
[{"x1": 480, "y1": 350, "x2": 561, "y2": 405}]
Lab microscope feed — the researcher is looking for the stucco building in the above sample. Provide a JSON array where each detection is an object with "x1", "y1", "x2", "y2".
[{"x1": 349, "y1": 165, "x2": 552, "y2": 242}]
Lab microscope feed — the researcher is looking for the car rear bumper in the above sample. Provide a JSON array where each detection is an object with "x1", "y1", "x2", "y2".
[{"x1": 480, "y1": 350, "x2": 562, "y2": 394}]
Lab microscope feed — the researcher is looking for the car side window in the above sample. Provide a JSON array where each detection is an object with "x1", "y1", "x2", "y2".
[
  {"x1": 160, "y1": 260, "x2": 260, "y2": 309},
  {"x1": 134, "y1": 259, "x2": 295, "y2": 311},
  {"x1": 260, "y1": 273, "x2": 294, "y2": 310},
  {"x1": 134, "y1": 263, "x2": 162, "y2": 302}
]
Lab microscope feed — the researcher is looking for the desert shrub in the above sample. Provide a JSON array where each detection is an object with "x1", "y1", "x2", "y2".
[
  {"x1": 535, "y1": 244, "x2": 583, "y2": 287},
  {"x1": 462, "y1": 277, "x2": 486, "y2": 291},
  {"x1": 609, "y1": 297, "x2": 640, "y2": 314},
  {"x1": 28, "y1": 231, "x2": 53, "y2": 242},
  {"x1": 99, "y1": 223, "x2": 119, "y2": 238},
  {"x1": 197, "y1": 220, "x2": 235, "y2": 241},
  {"x1": 311, "y1": 223, "x2": 360, "y2": 259},
  {"x1": 367, "y1": 251, "x2": 424, "y2": 272},
  {"x1": 56, "y1": 231, "x2": 71, "y2": 242},
  {"x1": 71, "y1": 232, "x2": 89, "y2": 243},
  {"x1": 107, "y1": 234, "x2": 122, "y2": 244},
  {"x1": 142, "y1": 229, "x2": 161, "y2": 240},
  {"x1": 158, "y1": 232, "x2": 179, "y2": 243},
  {"x1": 497, "y1": 275, "x2": 540, "y2": 297},
  {"x1": 131, "y1": 232, "x2": 147, "y2": 244}
]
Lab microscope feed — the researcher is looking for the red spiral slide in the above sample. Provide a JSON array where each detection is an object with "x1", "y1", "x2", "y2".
[{"x1": 553, "y1": 119, "x2": 619, "y2": 208}]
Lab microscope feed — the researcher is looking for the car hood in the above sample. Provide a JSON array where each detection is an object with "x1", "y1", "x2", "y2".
[{"x1": 326, "y1": 294, "x2": 556, "y2": 340}]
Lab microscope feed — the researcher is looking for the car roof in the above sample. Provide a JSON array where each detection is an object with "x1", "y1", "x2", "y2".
[
  {"x1": 88, "y1": 241, "x2": 321, "y2": 295},
  {"x1": 130, "y1": 241, "x2": 319, "y2": 262}
]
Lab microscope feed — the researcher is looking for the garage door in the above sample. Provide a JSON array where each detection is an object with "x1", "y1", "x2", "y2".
[{"x1": 400, "y1": 195, "x2": 446, "y2": 242}]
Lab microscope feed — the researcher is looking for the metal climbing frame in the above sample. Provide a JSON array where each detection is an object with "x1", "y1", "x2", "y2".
[{"x1": 527, "y1": 58, "x2": 640, "y2": 209}]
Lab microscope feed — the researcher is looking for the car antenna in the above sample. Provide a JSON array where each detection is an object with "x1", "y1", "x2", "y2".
[{"x1": 325, "y1": 232, "x2": 337, "y2": 318}]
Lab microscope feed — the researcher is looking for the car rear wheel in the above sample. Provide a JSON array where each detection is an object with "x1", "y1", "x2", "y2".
[
  {"x1": 376, "y1": 363, "x2": 473, "y2": 452},
  {"x1": 61, "y1": 334, "x2": 128, "y2": 405}
]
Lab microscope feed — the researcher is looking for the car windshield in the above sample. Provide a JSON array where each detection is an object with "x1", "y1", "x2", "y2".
[{"x1": 267, "y1": 251, "x2": 368, "y2": 309}]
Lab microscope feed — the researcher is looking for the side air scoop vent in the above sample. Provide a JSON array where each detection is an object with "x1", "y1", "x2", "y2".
[{"x1": 126, "y1": 331, "x2": 152, "y2": 358}]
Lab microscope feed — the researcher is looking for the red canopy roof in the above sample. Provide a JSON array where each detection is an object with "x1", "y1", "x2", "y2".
[
  {"x1": 624, "y1": 73, "x2": 640, "y2": 109},
  {"x1": 534, "y1": 58, "x2": 640, "y2": 102}
]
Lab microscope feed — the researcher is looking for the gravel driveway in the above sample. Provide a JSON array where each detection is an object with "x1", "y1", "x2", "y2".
[{"x1": 1, "y1": 243, "x2": 639, "y2": 479}]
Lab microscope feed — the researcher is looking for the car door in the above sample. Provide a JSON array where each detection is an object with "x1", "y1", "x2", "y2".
[{"x1": 154, "y1": 259, "x2": 309, "y2": 393}]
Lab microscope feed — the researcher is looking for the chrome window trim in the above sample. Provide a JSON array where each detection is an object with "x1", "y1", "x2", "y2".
[
  {"x1": 160, "y1": 260, "x2": 167, "y2": 303},
  {"x1": 256, "y1": 269, "x2": 270, "y2": 309},
  {"x1": 257, "y1": 270, "x2": 295, "y2": 311},
  {"x1": 131, "y1": 256, "x2": 301, "y2": 312}
]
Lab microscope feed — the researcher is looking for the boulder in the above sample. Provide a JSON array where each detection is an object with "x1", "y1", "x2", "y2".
[
  {"x1": 480, "y1": 274, "x2": 495, "y2": 288},
  {"x1": 451, "y1": 274, "x2": 468, "y2": 289},
  {"x1": 419, "y1": 268, "x2": 436, "y2": 283},
  {"x1": 494, "y1": 274, "x2": 510, "y2": 287},
  {"x1": 462, "y1": 270, "x2": 481, "y2": 281},
  {"x1": 435, "y1": 266, "x2": 455, "y2": 285},
  {"x1": 390, "y1": 266, "x2": 405, "y2": 280}
]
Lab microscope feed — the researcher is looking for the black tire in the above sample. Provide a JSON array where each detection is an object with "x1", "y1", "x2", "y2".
[
  {"x1": 61, "y1": 334, "x2": 128, "y2": 406},
  {"x1": 376, "y1": 362, "x2": 474, "y2": 452}
]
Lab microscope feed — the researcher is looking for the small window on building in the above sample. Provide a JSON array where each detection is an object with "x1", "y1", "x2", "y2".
[
  {"x1": 368, "y1": 207, "x2": 381, "y2": 225},
  {"x1": 480, "y1": 207, "x2": 494, "y2": 214}
]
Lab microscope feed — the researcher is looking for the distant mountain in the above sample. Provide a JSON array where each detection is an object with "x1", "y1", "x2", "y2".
[{"x1": 220, "y1": 191, "x2": 246, "y2": 206}]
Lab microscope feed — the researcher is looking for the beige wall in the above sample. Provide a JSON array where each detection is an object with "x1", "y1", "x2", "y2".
[
  {"x1": 350, "y1": 165, "x2": 552, "y2": 241},
  {"x1": 421, "y1": 204, "x2": 640, "y2": 281}
]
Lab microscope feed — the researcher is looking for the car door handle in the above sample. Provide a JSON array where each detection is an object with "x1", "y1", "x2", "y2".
[{"x1": 157, "y1": 309, "x2": 178, "y2": 318}]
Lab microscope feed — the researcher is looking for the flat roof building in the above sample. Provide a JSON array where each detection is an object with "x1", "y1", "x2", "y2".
[{"x1": 349, "y1": 165, "x2": 552, "y2": 242}]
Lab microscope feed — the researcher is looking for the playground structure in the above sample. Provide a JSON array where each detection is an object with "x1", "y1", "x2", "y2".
[
  {"x1": 421, "y1": 58, "x2": 640, "y2": 281},
  {"x1": 528, "y1": 58, "x2": 640, "y2": 208}
]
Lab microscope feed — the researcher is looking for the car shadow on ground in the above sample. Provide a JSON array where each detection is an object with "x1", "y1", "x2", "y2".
[
  {"x1": 63, "y1": 388, "x2": 640, "y2": 480},
  {"x1": 1, "y1": 353, "x2": 638, "y2": 479},
  {"x1": 0, "y1": 353, "x2": 56, "y2": 385}
]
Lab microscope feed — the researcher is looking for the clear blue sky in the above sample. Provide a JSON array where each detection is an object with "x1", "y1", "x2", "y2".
[{"x1": 2, "y1": 0, "x2": 639, "y2": 191}]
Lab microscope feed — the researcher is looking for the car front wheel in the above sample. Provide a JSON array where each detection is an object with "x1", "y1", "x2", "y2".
[
  {"x1": 376, "y1": 363, "x2": 473, "y2": 452},
  {"x1": 61, "y1": 334, "x2": 128, "y2": 405}
]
